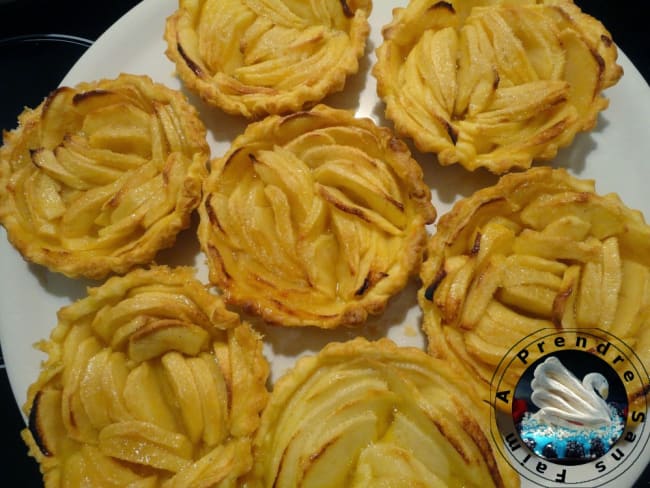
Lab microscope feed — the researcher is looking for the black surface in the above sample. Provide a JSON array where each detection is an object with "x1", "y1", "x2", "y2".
[
  {"x1": 0, "y1": 0, "x2": 648, "y2": 486},
  {"x1": 575, "y1": 0, "x2": 649, "y2": 85},
  {"x1": 0, "y1": 35, "x2": 91, "y2": 131}
]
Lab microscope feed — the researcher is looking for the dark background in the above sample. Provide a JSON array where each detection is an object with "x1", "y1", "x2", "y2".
[{"x1": 0, "y1": 0, "x2": 647, "y2": 485}]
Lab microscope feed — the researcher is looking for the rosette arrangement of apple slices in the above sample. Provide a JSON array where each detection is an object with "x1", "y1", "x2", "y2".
[
  {"x1": 0, "y1": 74, "x2": 209, "y2": 280},
  {"x1": 245, "y1": 337, "x2": 519, "y2": 488},
  {"x1": 21, "y1": 266, "x2": 269, "y2": 487},
  {"x1": 165, "y1": 0, "x2": 372, "y2": 118},
  {"x1": 418, "y1": 167, "x2": 650, "y2": 402},
  {"x1": 373, "y1": 0, "x2": 623, "y2": 173},
  {"x1": 198, "y1": 104, "x2": 436, "y2": 328}
]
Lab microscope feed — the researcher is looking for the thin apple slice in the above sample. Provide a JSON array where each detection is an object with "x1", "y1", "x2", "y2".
[
  {"x1": 39, "y1": 87, "x2": 80, "y2": 149},
  {"x1": 98, "y1": 420, "x2": 193, "y2": 472},
  {"x1": 128, "y1": 319, "x2": 210, "y2": 362}
]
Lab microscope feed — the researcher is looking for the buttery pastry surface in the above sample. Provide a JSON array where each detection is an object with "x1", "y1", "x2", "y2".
[
  {"x1": 165, "y1": 0, "x2": 372, "y2": 118},
  {"x1": 0, "y1": 74, "x2": 209, "y2": 280},
  {"x1": 245, "y1": 337, "x2": 519, "y2": 488},
  {"x1": 419, "y1": 167, "x2": 650, "y2": 402},
  {"x1": 21, "y1": 266, "x2": 269, "y2": 487},
  {"x1": 198, "y1": 104, "x2": 436, "y2": 328},
  {"x1": 373, "y1": 0, "x2": 623, "y2": 173}
]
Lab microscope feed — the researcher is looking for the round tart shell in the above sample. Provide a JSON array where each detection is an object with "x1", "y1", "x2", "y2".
[
  {"x1": 0, "y1": 74, "x2": 209, "y2": 280},
  {"x1": 373, "y1": 0, "x2": 623, "y2": 173},
  {"x1": 247, "y1": 337, "x2": 518, "y2": 487},
  {"x1": 419, "y1": 167, "x2": 650, "y2": 404},
  {"x1": 21, "y1": 266, "x2": 269, "y2": 487},
  {"x1": 165, "y1": 0, "x2": 372, "y2": 118},
  {"x1": 198, "y1": 104, "x2": 436, "y2": 328}
]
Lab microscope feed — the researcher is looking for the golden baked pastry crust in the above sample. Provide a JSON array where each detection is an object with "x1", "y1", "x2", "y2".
[
  {"x1": 373, "y1": 0, "x2": 623, "y2": 173},
  {"x1": 0, "y1": 74, "x2": 209, "y2": 280},
  {"x1": 198, "y1": 104, "x2": 436, "y2": 328},
  {"x1": 21, "y1": 266, "x2": 269, "y2": 487},
  {"x1": 165, "y1": 0, "x2": 372, "y2": 118},
  {"x1": 419, "y1": 167, "x2": 650, "y2": 402},
  {"x1": 245, "y1": 337, "x2": 519, "y2": 487}
]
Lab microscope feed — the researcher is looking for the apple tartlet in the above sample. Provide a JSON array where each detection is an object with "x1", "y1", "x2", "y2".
[
  {"x1": 198, "y1": 104, "x2": 436, "y2": 328},
  {"x1": 419, "y1": 167, "x2": 650, "y2": 401},
  {"x1": 373, "y1": 0, "x2": 623, "y2": 173},
  {"x1": 164, "y1": 0, "x2": 372, "y2": 118},
  {"x1": 0, "y1": 74, "x2": 209, "y2": 280},
  {"x1": 245, "y1": 337, "x2": 519, "y2": 487},
  {"x1": 22, "y1": 266, "x2": 269, "y2": 487}
]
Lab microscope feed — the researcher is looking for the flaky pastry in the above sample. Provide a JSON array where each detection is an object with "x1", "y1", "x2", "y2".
[
  {"x1": 373, "y1": 0, "x2": 623, "y2": 173},
  {"x1": 245, "y1": 337, "x2": 519, "y2": 487},
  {"x1": 165, "y1": 0, "x2": 372, "y2": 118},
  {"x1": 0, "y1": 73, "x2": 209, "y2": 280},
  {"x1": 419, "y1": 167, "x2": 650, "y2": 403},
  {"x1": 198, "y1": 104, "x2": 436, "y2": 328},
  {"x1": 22, "y1": 266, "x2": 269, "y2": 487}
]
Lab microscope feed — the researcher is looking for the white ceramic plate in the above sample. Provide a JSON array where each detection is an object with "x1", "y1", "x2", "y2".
[{"x1": 1, "y1": 0, "x2": 649, "y2": 485}]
